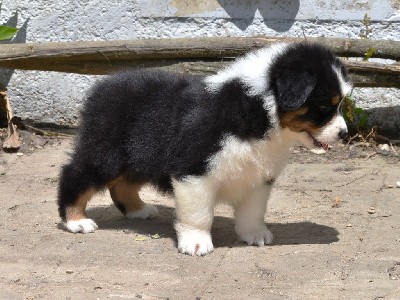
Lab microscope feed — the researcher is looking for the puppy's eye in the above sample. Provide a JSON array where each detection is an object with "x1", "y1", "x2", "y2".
[{"x1": 319, "y1": 105, "x2": 332, "y2": 112}]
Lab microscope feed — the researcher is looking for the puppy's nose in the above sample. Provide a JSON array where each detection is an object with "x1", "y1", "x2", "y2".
[{"x1": 339, "y1": 129, "x2": 348, "y2": 139}]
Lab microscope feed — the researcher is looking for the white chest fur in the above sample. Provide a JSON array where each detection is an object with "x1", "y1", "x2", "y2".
[{"x1": 206, "y1": 128, "x2": 295, "y2": 203}]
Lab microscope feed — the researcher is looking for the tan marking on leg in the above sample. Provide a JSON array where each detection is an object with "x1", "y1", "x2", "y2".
[
  {"x1": 109, "y1": 178, "x2": 145, "y2": 214},
  {"x1": 65, "y1": 188, "x2": 96, "y2": 221},
  {"x1": 106, "y1": 175, "x2": 124, "y2": 189}
]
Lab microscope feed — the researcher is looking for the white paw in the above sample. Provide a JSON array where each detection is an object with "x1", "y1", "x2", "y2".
[
  {"x1": 65, "y1": 218, "x2": 98, "y2": 233},
  {"x1": 175, "y1": 226, "x2": 214, "y2": 256},
  {"x1": 126, "y1": 203, "x2": 159, "y2": 220},
  {"x1": 236, "y1": 224, "x2": 273, "y2": 246}
]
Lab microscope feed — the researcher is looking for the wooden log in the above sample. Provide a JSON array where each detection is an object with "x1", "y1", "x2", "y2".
[
  {"x1": 345, "y1": 60, "x2": 400, "y2": 88},
  {"x1": 0, "y1": 37, "x2": 399, "y2": 87},
  {"x1": 155, "y1": 60, "x2": 400, "y2": 88},
  {"x1": 1, "y1": 36, "x2": 399, "y2": 62},
  {"x1": 1, "y1": 90, "x2": 20, "y2": 150}
]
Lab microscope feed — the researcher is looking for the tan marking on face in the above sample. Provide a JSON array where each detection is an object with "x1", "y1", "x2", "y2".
[
  {"x1": 65, "y1": 188, "x2": 96, "y2": 221},
  {"x1": 108, "y1": 177, "x2": 145, "y2": 214},
  {"x1": 279, "y1": 106, "x2": 321, "y2": 135},
  {"x1": 331, "y1": 95, "x2": 341, "y2": 105}
]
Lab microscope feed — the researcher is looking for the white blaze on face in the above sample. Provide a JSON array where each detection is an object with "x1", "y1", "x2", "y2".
[{"x1": 333, "y1": 65, "x2": 352, "y2": 96}]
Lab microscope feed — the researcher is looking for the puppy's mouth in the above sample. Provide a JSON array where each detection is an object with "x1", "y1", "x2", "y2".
[{"x1": 307, "y1": 131, "x2": 329, "y2": 150}]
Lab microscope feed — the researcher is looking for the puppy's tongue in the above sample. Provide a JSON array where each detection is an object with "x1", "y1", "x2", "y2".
[
  {"x1": 308, "y1": 132, "x2": 329, "y2": 150},
  {"x1": 313, "y1": 139, "x2": 329, "y2": 151}
]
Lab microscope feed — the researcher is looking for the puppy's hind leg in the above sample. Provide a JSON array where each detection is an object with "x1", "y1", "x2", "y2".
[
  {"x1": 58, "y1": 164, "x2": 99, "y2": 233},
  {"x1": 108, "y1": 177, "x2": 158, "y2": 220},
  {"x1": 172, "y1": 177, "x2": 215, "y2": 256}
]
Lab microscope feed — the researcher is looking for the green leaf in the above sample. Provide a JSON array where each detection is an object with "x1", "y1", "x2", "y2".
[
  {"x1": 135, "y1": 235, "x2": 147, "y2": 241},
  {"x1": 363, "y1": 48, "x2": 375, "y2": 61},
  {"x1": 342, "y1": 95, "x2": 355, "y2": 123},
  {"x1": 0, "y1": 25, "x2": 18, "y2": 41},
  {"x1": 353, "y1": 107, "x2": 364, "y2": 115}
]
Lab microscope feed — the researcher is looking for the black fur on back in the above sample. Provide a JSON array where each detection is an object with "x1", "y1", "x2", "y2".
[{"x1": 58, "y1": 70, "x2": 272, "y2": 219}]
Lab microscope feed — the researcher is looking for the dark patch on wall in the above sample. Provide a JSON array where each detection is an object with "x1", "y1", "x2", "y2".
[
  {"x1": 217, "y1": 0, "x2": 300, "y2": 31},
  {"x1": 0, "y1": 7, "x2": 29, "y2": 89}
]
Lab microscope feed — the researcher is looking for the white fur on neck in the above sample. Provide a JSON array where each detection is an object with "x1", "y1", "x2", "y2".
[
  {"x1": 204, "y1": 43, "x2": 289, "y2": 97},
  {"x1": 206, "y1": 128, "x2": 297, "y2": 203}
]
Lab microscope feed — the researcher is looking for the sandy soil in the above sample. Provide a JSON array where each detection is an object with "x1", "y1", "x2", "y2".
[{"x1": 0, "y1": 132, "x2": 399, "y2": 299}]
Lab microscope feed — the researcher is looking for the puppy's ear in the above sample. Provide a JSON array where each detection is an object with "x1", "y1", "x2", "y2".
[{"x1": 275, "y1": 70, "x2": 317, "y2": 111}]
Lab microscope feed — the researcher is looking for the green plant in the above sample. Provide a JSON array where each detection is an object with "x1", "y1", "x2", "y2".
[
  {"x1": 363, "y1": 48, "x2": 375, "y2": 61},
  {"x1": 360, "y1": 13, "x2": 372, "y2": 39},
  {"x1": 342, "y1": 95, "x2": 369, "y2": 134},
  {"x1": 0, "y1": 25, "x2": 18, "y2": 41}
]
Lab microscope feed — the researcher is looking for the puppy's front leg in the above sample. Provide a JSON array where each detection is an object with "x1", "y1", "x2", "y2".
[
  {"x1": 234, "y1": 182, "x2": 274, "y2": 246},
  {"x1": 172, "y1": 177, "x2": 215, "y2": 256}
]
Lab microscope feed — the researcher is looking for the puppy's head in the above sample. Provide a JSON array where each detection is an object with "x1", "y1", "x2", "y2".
[{"x1": 270, "y1": 43, "x2": 352, "y2": 150}]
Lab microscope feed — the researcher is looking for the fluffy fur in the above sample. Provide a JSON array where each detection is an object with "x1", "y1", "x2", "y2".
[{"x1": 58, "y1": 42, "x2": 351, "y2": 256}]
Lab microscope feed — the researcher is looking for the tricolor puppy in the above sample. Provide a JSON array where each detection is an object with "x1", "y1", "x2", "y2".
[{"x1": 58, "y1": 43, "x2": 351, "y2": 256}]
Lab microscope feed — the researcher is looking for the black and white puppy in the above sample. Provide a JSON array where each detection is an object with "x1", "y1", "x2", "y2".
[{"x1": 58, "y1": 43, "x2": 351, "y2": 256}]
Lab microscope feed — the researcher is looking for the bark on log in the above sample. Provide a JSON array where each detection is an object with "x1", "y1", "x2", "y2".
[
  {"x1": 0, "y1": 37, "x2": 399, "y2": 87},
  {"x1": 345, "y1": 60, "x2": 400, "y2": 88},
  {"x1": 1, "y1": 91, "x2": 20, "y2": 150}
]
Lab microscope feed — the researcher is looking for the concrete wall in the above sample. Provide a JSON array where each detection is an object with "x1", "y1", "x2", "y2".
[{"x1": 1, "y1": 0, "x2": 399, "y2": 135}]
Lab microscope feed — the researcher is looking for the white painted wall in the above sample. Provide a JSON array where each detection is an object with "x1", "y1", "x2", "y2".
[{"x1": 1, "y1": 0, "x2": 399, "y2": 135}]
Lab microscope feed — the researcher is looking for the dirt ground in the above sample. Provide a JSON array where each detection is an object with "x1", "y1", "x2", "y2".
[{"x1": 0, "y1": 131, "x2": 400, "y2": 300}]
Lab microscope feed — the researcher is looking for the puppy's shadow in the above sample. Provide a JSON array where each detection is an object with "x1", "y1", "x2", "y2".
[
  {"x1": 87, "y1": 205, "x2": 339, "y2": 247},
  {"x1": 89, "y1": 204, "x2": 177, "y2": 241}
]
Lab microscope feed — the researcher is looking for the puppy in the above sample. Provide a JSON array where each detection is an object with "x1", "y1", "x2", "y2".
[{"x1": 58, "y1": 42, "x2": 351, "y2": 256}]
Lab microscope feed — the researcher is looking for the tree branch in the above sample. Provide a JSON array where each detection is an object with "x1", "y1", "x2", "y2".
[{"x1": 0, "y1": 37, "x2": 399, "y2": 87}]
